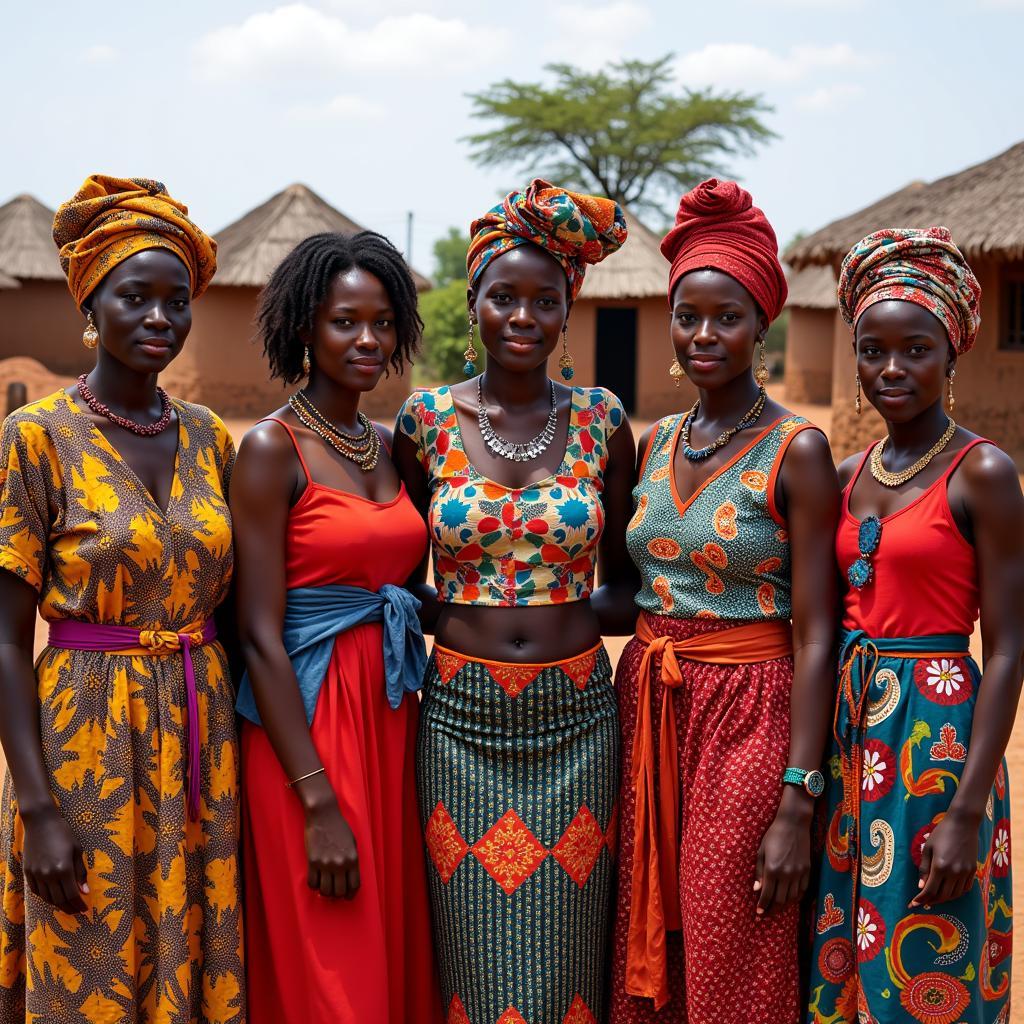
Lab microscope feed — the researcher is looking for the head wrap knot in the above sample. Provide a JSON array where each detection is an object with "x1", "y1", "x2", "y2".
[
  {"x1": 660, "y1": 178, "x2": 787, "y2": 321},
  {"x1": 837, "y1": 226, "x2": 981, "y2": 354},
  {"x1": 53, "y1": 174, "x2": 217, "y2": 307},
  {"x1": 467, "y1": 178, "x2": 626, "y2": 300}
]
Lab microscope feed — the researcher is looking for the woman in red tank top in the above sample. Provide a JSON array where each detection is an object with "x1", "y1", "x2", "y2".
[
  {"x1": 229, "y1": 232, "x2": 442, "y2": 1023},
  {"x1": 808, "y1": 228, "x2": 1024, "y2": 1024}
]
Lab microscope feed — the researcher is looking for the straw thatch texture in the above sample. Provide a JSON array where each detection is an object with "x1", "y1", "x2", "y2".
[
  {"x1": 785, "y1": 265, "x2": 836, "y2": 310},
  {"x1": 213, "y1": 183, "x2": 431, "y2": 290},
  {"x1": 0, "y1": 194, "x2": 62, "y2": 281},
  {"x1": 0, "y1": 269, "x2": 17, "y2": 289},
  {"x1": 578, "y1": 210, "x2": 666, "y2": 300},
  {"x1": 787, "y1": 141, "x2": 1024, "y2": 268}
]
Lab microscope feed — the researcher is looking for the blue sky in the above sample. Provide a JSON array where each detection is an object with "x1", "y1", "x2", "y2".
[{"x1": 3, "y1": 0, "x2": 1022, "y2": 277}]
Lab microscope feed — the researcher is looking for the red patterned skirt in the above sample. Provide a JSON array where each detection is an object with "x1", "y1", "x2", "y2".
[{"x1": 609, "y1": 615, "x2": 799, "y2": 1024}]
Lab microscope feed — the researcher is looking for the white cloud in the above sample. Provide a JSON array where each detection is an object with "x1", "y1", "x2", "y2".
[
  {"x1": 795, "y1": 82, "x2": 865, "y2": 111},
  {"x1": 289, "y1": 94, "x2": 384, "y2": 120},
  {"x1": 547, "y1": 2, "x2": 653, "y2": 65},
  {"x1": 83, "y1": 44, "x2": 117, "y2": 62},
  {"x1": 978, "y1": 0, "x2": 1024, "y2": 6},
  {"x1": 675, "y1": 42, "x2": 866, "y2": 89},
  {"x1": 193, "y1": 4, "x2": 495, "y2": 81}
]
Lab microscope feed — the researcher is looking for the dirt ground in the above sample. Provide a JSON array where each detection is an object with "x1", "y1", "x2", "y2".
[{"x1": 10, "y1": 383, "x2": 1024, "y2": 1017}]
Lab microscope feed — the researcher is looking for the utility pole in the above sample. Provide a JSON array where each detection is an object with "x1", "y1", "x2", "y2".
[{"x1": 406, "y1": 211, "x2": 413, "y2": 266}]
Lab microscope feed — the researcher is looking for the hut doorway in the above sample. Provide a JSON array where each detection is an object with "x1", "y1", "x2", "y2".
[{"x1": 595, "y1": 306, "x2": 637, "y2": 414}]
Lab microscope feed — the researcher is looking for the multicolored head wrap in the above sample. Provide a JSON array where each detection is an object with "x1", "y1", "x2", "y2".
[
  {"x1": 53, "y1": 175, "x2": 217, "y2": 308},
  {"x1": 467, "y1": 179, "x2": 626, "y2": 301},
  {"x1": 660, "y1": 178, "x2": 787, "y2": 321},
  {"x1": 837, "y1": 226, "x2": 981, "y2": 354}
]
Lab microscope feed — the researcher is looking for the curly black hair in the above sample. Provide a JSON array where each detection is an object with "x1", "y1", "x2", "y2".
[{"x1": 257, "y1": 230, "x2": 422, "y2": 384}]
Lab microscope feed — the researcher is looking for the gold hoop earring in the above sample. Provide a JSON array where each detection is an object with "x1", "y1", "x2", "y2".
[
  {"x1": 82, "y1": 311, "x2": 99, "y2": 350},
  {"x1": 463, "y1": 319, "x2": 479, "y2": 377},
  {"x1": 754, "y1": 338, "x2": 770, "y2": 387},
  {"x1": 558, "y1": 324, "x2": 574, "y2": 381},
  {"x1": 855, "y1": 373, "x2": 862, "y2": 416},
  {"x1": 947, "y1": 368, "x2": 956, "y2": 412},
  {"x1": 302, "y1": 347, "x2": 311, "y2": 376},
  {"x1": 669, "y1": 358, "x2": 685, "y2": 388}
]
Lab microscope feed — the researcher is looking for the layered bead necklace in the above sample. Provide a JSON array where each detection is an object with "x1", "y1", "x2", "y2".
[
  {"x1": 680, "y1": 387, "x2": 767, "y2": 462},
  {"x1": 477, "y1": 377, "x2": 559, "y2": 463},
  {"x1": 869, "y1": 417, "x2": 957, "y2": 487},
  {"x1": 77, "y1": 374, "x2": 174, "y2": 436},
  {"x1": 288, "y1": 389, "x2": 380, "y2": 472}
]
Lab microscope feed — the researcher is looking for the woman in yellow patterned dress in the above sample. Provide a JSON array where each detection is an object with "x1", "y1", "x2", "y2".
[{"x1": 0, "y1": 176, "x2": 244, "y2": 1023}]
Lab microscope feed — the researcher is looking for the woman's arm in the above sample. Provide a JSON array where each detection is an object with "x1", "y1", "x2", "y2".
[
  {"x1": 755, "y1": 428, "x2": 840, "y2": 915},
  {"x1": 392, "y1": 428, "x2": 443, "y2": 634},
  {"x1": 913, "y1": 445, "x2": 1024, "y2": 908},
  {"x1": 231, "y1": 424, "x2": 359, "y2": 899},
  {"x1": 0, "y1": 572, "x2": 88, "y2": 913},
  {"x1": 591, "y1": 417, "x2": 640, "y2": 635}
]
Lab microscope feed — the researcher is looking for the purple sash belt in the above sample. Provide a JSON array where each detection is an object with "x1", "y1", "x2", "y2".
[{"x1": 47, "y1": 619, "x2": 217, "y2": 819}]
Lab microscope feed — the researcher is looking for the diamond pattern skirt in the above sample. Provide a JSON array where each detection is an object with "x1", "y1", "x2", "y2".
[{"x1": 417, "y1": 642, "x2": 619, "y2": 1024}]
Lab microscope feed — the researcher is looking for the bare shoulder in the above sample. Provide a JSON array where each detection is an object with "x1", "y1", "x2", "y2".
[
  {"x1": 958, "y1": 439, "x2": 1022, "y2": 496},
  {"x1": 837, "y1": 452, "x2": 863, "y2": 490}
]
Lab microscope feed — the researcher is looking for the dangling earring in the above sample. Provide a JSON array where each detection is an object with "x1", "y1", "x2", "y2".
[
  {"x1": 558, "y1": 324, "x2": 575, "y2": 381},
  {"x1": 754, "y1": 338, "x2": 769, "y2": 388},
  {"x1": 947, "y1": 368, "x2": 956, "y2": 412},
  {"x1": 302, "y1": 347, "x2": 311, "y2": 376},
  {"x1": 669, "y1": 358, "x2": 685, "y2": 388},
  {"x1": 463, "y1": 319, "x2": 479, "y2": 377},
  {"x1": 82, "y1": 311, "x2": 99, "y2": 350},
  {"x1": 855, "y1": 373, "x2": 862, "y2": 416}
]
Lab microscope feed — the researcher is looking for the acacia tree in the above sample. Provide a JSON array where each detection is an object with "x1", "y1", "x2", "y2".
[{"x1": 465, "y1": 56, "x2": 775, "y2": 214}]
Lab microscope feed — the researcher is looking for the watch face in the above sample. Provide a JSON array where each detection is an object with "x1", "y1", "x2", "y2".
[{"x1": 805, "y1": 770, "x2": 825, "y2": 797}]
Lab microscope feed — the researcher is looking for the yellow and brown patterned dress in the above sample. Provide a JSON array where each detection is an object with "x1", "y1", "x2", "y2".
[{"x1": 0, "y1": 389, "x2": 244, "y2": 1024}]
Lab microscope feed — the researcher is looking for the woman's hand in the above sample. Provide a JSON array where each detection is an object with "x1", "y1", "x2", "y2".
[
  {"x1": 21, "y1": 804, "x2": 89, "y2": 914},
  {"x1": 754, "y1": 794, "x2": 812, "y2": 916},
  {"x1": 298, "y1": 774, "x2": 360, "y2": 900},
  {"x1": 910, "y1": 808, "x2": 980, "y2": 909}
]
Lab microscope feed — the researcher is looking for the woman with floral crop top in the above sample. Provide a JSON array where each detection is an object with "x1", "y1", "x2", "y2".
[
  {"x1": 608, "y1": 180, "x2": 840, "y2": 1024},
  {"x1": 393, "y1": 180, "x2": 635, "y2": 1024}
]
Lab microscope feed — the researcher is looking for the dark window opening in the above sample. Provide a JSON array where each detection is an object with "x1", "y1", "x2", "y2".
[
  {"x1": 595, "y1": 307, "x2": 637, "y2": 414},
  {"x1": 1001, "y1": 272, "x2": 1024, "y2": 351}
]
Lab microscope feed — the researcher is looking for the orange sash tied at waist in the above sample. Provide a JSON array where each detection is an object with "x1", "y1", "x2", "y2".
[{"x1": 625, "y1": 612, "x2": 794, "y2": 1009}]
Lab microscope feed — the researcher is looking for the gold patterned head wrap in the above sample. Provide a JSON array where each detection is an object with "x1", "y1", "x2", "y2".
[{"x1": 52, "y1": 175, "x2": 217, "y2": 307}]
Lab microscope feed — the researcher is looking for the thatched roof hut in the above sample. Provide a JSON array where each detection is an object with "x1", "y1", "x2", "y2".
[
  {"x1": 0, "y1": 194, "x2": 62, "y2": 282},
  {"x1": 579, "y1": 211, "x2": 665, "y2": 301},
  {"x1": 787, "y1": 141, "x2": 1024, "y2": 269},
  {"x1": 781, "y1": 138, "x2": 1024, "y2": 459},
  {"x1": 785, "y1": 265, "x2": 836, "y2": 310},
  {"x1": 213, "y1": 183, "x2": 432, "y2": 291}
]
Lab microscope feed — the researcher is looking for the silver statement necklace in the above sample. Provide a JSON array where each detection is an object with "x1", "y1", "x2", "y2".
[{"x1": 477, "y1": 377, "x2": 559, "y2": 463}]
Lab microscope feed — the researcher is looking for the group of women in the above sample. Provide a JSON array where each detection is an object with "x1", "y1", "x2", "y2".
[{"x1": 0, "y1": 171, "x2": 1020, "y2": 1024}]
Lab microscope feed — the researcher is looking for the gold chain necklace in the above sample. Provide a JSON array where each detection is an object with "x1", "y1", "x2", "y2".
[
  {"x1": 288, "y1": 391, "x2": 380, "y2": 472},
  {"x1": 869, "y1": 418, "x2": 957, "y2": 488}
]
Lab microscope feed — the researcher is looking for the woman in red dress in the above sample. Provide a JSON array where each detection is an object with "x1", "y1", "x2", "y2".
[{"x1": 230, "y1": 231, "x2": 442, "y2": 1023}]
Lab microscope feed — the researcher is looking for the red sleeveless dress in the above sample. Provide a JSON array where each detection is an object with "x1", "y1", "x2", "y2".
[{"x1": 241, "y1": 419, "x2": 442, "y2": 1024}]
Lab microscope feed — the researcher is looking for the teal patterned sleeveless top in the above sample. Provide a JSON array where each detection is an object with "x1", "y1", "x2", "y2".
[{"x1": 627, "y1": 413, "x2": 818, "y2": 621}]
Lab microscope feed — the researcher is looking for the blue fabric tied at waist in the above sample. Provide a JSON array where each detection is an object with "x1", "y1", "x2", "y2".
[
  {"x1": 236, "y1": 584, "x2": 427, "y2": 726},
  {"x1": 836, "y1": 628, "x2": 971, "y2": 749}
]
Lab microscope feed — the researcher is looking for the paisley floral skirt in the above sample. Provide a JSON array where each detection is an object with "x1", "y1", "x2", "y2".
[
  {"x1": 417, "y1": 643, "x2": 619, "y2": 1024},
  {"x1": 807, "y1": 632, "x2": 1011, "y2": 1024}
]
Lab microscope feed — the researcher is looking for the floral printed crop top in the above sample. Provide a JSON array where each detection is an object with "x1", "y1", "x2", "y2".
[{"x1": 396, "y1": 384, "x2": 625, "y2": 607}]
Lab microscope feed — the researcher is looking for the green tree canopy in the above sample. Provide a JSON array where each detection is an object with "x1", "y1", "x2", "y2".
[
  {"x1": 465, "y1": 55, "x2": 775, "y2": 214},
  {"x1": 433, "y1": 227, "x2": 471, "y2": 286}
]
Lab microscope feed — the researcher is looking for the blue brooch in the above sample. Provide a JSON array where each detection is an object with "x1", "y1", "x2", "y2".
[{"x1": 847, "y1": 514, "x2": 882, "y2": 589}]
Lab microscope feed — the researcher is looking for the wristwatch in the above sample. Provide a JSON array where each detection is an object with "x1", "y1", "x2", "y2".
[{"x1": 782, "y1": 766, "x2": 825, "y2": 798}]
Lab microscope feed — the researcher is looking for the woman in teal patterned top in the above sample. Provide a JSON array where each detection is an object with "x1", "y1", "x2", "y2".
[{"x1": 609, "y1": 179, "x2": 841, "y2": 1024}]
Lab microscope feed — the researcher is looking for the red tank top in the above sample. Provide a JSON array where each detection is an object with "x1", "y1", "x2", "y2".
[
  {"x1": 836, "y1": 439, "x2": 988, "y2": 638},
  {"x1": 262, "y1": 418, "x2": 427, "y2": 591}
]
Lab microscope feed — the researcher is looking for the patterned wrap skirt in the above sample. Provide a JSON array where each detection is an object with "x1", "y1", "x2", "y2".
[
  {"x1": 417, "y1": 642, "x2": 619, "y2": 1024},
  {"x1": 807, "y1": 632, "x2": 1012, "y2": 1024}
]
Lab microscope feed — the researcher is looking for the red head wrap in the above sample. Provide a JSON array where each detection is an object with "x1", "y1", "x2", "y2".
[{"x1": 660, "y1": 178, "x2": 787, "y2": 321}]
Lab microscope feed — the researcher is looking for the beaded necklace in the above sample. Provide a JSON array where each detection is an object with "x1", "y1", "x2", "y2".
[
  {"x1": 288, "y1": 390, "x2": 380, "y2": 472},
  {"x1": 680, "y1": 387, "x2": 767, "y2": 462},
  {"x1": 77, "y1": 374, "x2": 174, "y2": 436}
]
